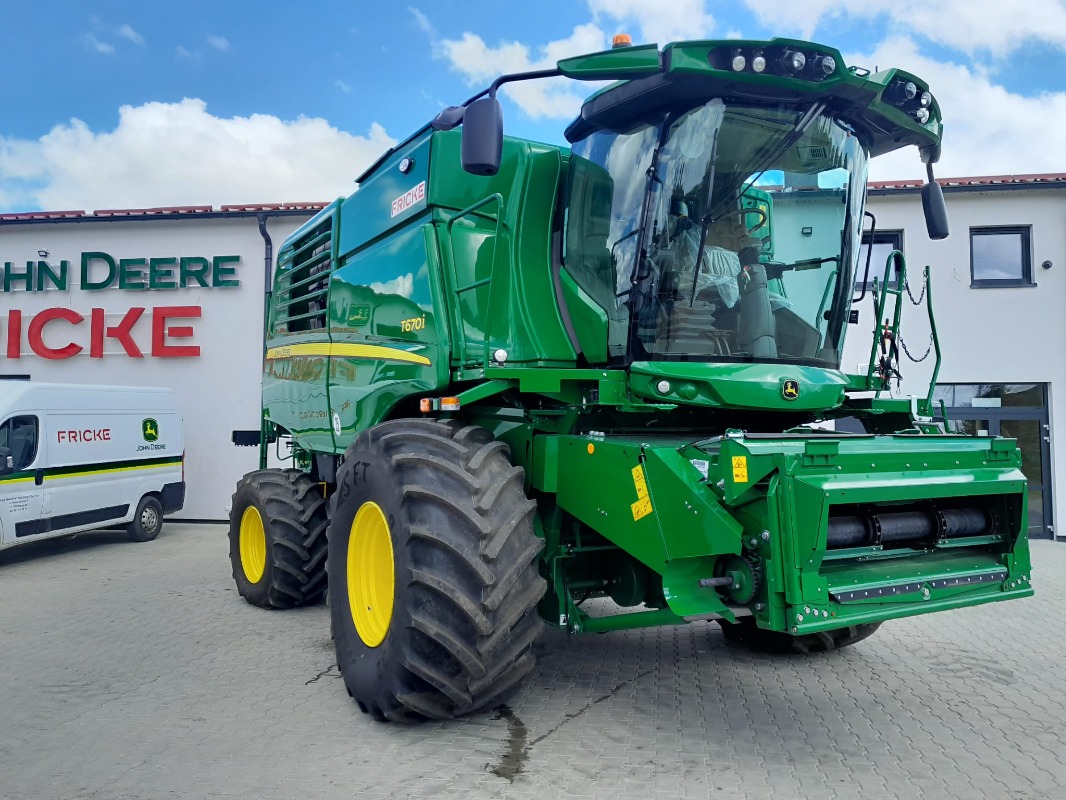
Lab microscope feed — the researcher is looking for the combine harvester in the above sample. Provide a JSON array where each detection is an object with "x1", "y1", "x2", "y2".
[{"x1": 228, "y1": 36, "x2": 1033, "y2": 722}]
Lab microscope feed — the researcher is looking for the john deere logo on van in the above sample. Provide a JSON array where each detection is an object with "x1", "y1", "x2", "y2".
[{"x1": 142, "y1": 418, "x2": 159, "y2": 442}]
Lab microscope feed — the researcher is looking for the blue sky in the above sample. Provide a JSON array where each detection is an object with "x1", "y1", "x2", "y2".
[{"x1": 1, "y1": 0, "x2": 1064, "y2": 211}]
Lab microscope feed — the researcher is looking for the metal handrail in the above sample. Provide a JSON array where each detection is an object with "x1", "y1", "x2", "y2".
[{"x1": 864, "y1": 251, "x2": 941, "y2": 411}]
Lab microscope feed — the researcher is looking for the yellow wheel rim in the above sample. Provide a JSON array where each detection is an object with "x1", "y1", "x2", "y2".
[
  {"x1": 347, "y1": 501, "x2": 395, "y2": 648},
  {"x1": 239, "y1": 505, "x2": 267, "y2": 584}
]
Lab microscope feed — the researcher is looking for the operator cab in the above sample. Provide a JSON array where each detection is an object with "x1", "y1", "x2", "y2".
[{"x1": 563, "y1": 96, "x2": 867, "y2": 370}]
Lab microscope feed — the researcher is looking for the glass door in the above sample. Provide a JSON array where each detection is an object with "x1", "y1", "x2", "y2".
[
  {"x1": 934, "y1": 384, "x2": 1052, "y2": 539},
  {"x1": 998, "y1": 418, "x2": 1049, "y2": 539}
]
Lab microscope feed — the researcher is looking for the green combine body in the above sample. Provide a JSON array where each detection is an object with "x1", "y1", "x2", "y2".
[{"x1": 229, "y1": 38, "x2": 1032, "y2": 722}]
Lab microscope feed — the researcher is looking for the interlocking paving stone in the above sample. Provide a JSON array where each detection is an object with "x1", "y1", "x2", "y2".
[{"x1": 0, "y1": 525, "x2": 1062, "y2": 799}]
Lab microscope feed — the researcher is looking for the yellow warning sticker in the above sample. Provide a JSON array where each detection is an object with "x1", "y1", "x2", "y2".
[
  {"x1": 631, "y1": 465, "x2": 648, "y2": 498},
  {"x1": 631, "y1": 496, "x2": 653, "y2": 521},
  {"x1": 732, "y1": 456, "x2": 749, "y2": 483},
  {"x1": 631, "y1": 464, "x2": 653, "y2": 519}
]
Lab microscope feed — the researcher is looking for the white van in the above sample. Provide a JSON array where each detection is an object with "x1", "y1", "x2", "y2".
[{"x1": 0, "y1": 382, "x2": 185, "y2": 550}]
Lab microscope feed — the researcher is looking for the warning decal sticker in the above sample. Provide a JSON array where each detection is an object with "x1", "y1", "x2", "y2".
[
  {"x1": 631, "y1": 464, "x2": 654, "y2": 521},
  {"x1": 732, "y1": 456, "x2": 748, "y2": 483}
]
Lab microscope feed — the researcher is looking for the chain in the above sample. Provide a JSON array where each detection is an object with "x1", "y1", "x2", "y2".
[
  {"x1": 903, "y1": 276, "x2": 926, "y2": 305},
  {"x1": 899, "y1": 332, "x2": 933, "y2": 362}
]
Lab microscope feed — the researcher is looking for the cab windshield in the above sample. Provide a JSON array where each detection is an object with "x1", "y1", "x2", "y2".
[{"x1": 564, "y1": 99, "x2": 868, "y2": 367}]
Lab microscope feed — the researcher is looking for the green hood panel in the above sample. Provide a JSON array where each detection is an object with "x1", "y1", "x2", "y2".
[{"x1": 629, "y1": 361, "x2": 847, "y2": 411}]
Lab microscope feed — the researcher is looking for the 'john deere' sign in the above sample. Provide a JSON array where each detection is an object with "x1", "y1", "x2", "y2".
[
  {"x1": 1, "y1": 251, "x2": 242, "y2": 292},
  {"x1": 1, "y1": 250, "x2": 244, "y2": 361}
]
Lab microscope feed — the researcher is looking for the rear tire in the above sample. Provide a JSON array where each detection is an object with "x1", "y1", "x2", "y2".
[
  {"x1": 328, "y1": 418, "x2": 545, "y2": 723},
  {"x1": 229, "y1": 468, "x2": 329, "y2": 609},
  {"x1": 127, "y1": 495, "x2": 163, "y2": 542},
  {"x1": 717, "y1": 617, "x2": 881, "y2": 654}
]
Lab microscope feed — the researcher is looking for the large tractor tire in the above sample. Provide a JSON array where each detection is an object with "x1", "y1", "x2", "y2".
[
  {"x1": 229, "y1": 468, "x2": 329, "y2": 609},
  {"x1": 328, "y1": 418, "x2": 545, "y2": 723},
  {"x1": 718, "y1": 616, "x2": 881, "y2": 654}
]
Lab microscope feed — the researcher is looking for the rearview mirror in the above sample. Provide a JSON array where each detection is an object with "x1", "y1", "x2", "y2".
[
  {"x1": 0, "y1": 446, "x2": 13, "y2": 476},
  {"x1": 461, "y1": 96, "x2": 503, "y2": 176},
  {"x1": 921, "y1": 179, "x2": 949, "y2": 240}
]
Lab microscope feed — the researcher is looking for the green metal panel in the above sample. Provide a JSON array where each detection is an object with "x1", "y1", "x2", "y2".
[
  {"x1": 629, "y1": 361, "x2": 848, "y2": 411},
  {"x1": 429, "y1": 132, "x2": 576, "y2": 368},
  {"x1": 556, "y1": 44, "x2": 661, "y2": 79},
  {"x1": 326, "y1": 224, "x2": 445, "y2": 448},
  {"x1": 558, "y1": 270, "x2": 608, "y2": 363},
  {"x1": 555, "y1": 435, "x2": 671, "y2": 569},
  {"x1": 553, "y1": 434, "x2": 745, "y2": 619},
  {"x1": 337, "y1": 133, "x2": 433, "y2": 258}
]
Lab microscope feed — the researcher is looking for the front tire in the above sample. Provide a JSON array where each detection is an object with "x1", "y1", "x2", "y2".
[
  {"x1": 328, "y1": 418, "x2": 545, "y2": 723},
  {"x1": 127, "y1": 495, "x2": 163, "y2": 542},
  {"x1": 228, "y1": 469, "x2": 329, "y2": 609}
]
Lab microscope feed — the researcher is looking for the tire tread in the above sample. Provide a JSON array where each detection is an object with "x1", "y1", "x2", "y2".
[{"x1": 229, "y1": 469, "x2": 329, "y2": 609}]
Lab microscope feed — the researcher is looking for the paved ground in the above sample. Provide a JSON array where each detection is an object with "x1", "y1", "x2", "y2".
[{"x1": 0, "y1": 524, "x2": 1063, "y2": 800}]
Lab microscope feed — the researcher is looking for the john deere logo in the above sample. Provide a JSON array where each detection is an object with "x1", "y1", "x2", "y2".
[
  {"x1": 142, "y1": 418, "x2": 159, "y2": 442},
  {"x1": 348, "y1": 304, "x2": 370, "y2": 326},
  {"x1": 782, "y1": 380, "x2": 800, "y2": 401}
]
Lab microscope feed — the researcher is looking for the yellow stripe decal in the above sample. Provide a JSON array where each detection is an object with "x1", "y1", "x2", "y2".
[
  {"x1": 49, "y1": 462, "x2": 178, "y2": 480},
  {"x1": 0, "y1": 462, "x2": 177, "y2": 485},
  {"x1": 265, "y1": 342, "x2": 431, "y2": 366}
]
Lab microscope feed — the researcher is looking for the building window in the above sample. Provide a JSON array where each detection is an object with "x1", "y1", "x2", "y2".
[
  {"x1": 856, "y1": 230, "x2": 903, "y2": 292},
  {"x1": 970, "y1": 226, "x2": 1032, "y2": 287}
]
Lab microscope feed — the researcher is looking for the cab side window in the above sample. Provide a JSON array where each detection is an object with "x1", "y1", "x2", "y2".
[{"x1": 0, "y1": 416, "x2": 39, "y2": 470}]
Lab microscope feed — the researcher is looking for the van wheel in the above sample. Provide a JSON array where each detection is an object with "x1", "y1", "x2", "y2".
[
  {"x1": 229, "y1": 468, "x2": 329, "y2": 609},
  {"x1": 328, "y1": 419, "x2": 545, "y2": 723},
  {"x1": 127, "y1": 496, "x2": 164, "y2": 542}
]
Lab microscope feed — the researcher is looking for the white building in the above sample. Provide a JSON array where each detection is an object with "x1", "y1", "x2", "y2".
[
  {"x1": 0, "y1": 204, "x2": 324, "y2": 519},
  {"x1": 1, "y1": 175, "x2": 1062, "y2": 540},
  {"x1": 845, "y1": 174, "x2": 1065, "y2": 540}
]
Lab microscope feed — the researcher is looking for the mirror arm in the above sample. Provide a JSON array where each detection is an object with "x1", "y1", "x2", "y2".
[
  {"x1": 450, "y1": 67, "x2": 564, "y2": 113},
  {"x1": 487, "y1": 68, "x2": 562, "y2": 100}
]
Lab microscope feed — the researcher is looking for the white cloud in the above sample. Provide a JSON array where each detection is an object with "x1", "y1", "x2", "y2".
[
  {"x1": 369, "y1": 273, "x2": 414, "y2": 298},
  {"x1": 176, "y1": 46, "x2": 197, "y2": 58},
  {"x1": 740, "y1": 0, "x2": 1066, "y2": 57},
  {"x1": 117, "y1": 24, "x2": 145, "y2": 46},
  {"x1": 207, "y1": 35, "x2": 230, "y2": 51},
  {"x1": 409, "y1": 7, "x2": 436, "y2": 37},
  {"x1": 439, "y1": 24, "x2": 607, "y2": 119},
  {"x1": 849, "y1": 37, "x2": 1066, "y2": 180},
  {"x1": 85, "y1": 33, "x2": 115, "y2": 55},
  {"x1": 335, "y1": 79, "x2": 352, "y2": 93},
  {"x1": 0, "y1": 98, "x2": 397, "y2": 211},
  {"x1": 587, "y1": 0, "x2": 715, "y2": 45}
]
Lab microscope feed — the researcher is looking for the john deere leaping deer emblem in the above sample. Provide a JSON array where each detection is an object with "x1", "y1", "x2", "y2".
[{"x1": 142, "y1": 418, "x2": 159, "y2": 442}]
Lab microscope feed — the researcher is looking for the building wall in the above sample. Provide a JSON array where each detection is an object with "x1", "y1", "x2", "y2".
[
  {"x1": 851, "y1": 186, "x2": 1066, "y2": 535},
  {"x1": 0, "y1": 213, "x2": 316, "y2": 519}
]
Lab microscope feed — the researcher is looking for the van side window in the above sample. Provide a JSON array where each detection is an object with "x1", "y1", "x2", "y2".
[{"x1": 0, "y1": 416, "x2": 39, "y2": 470}]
